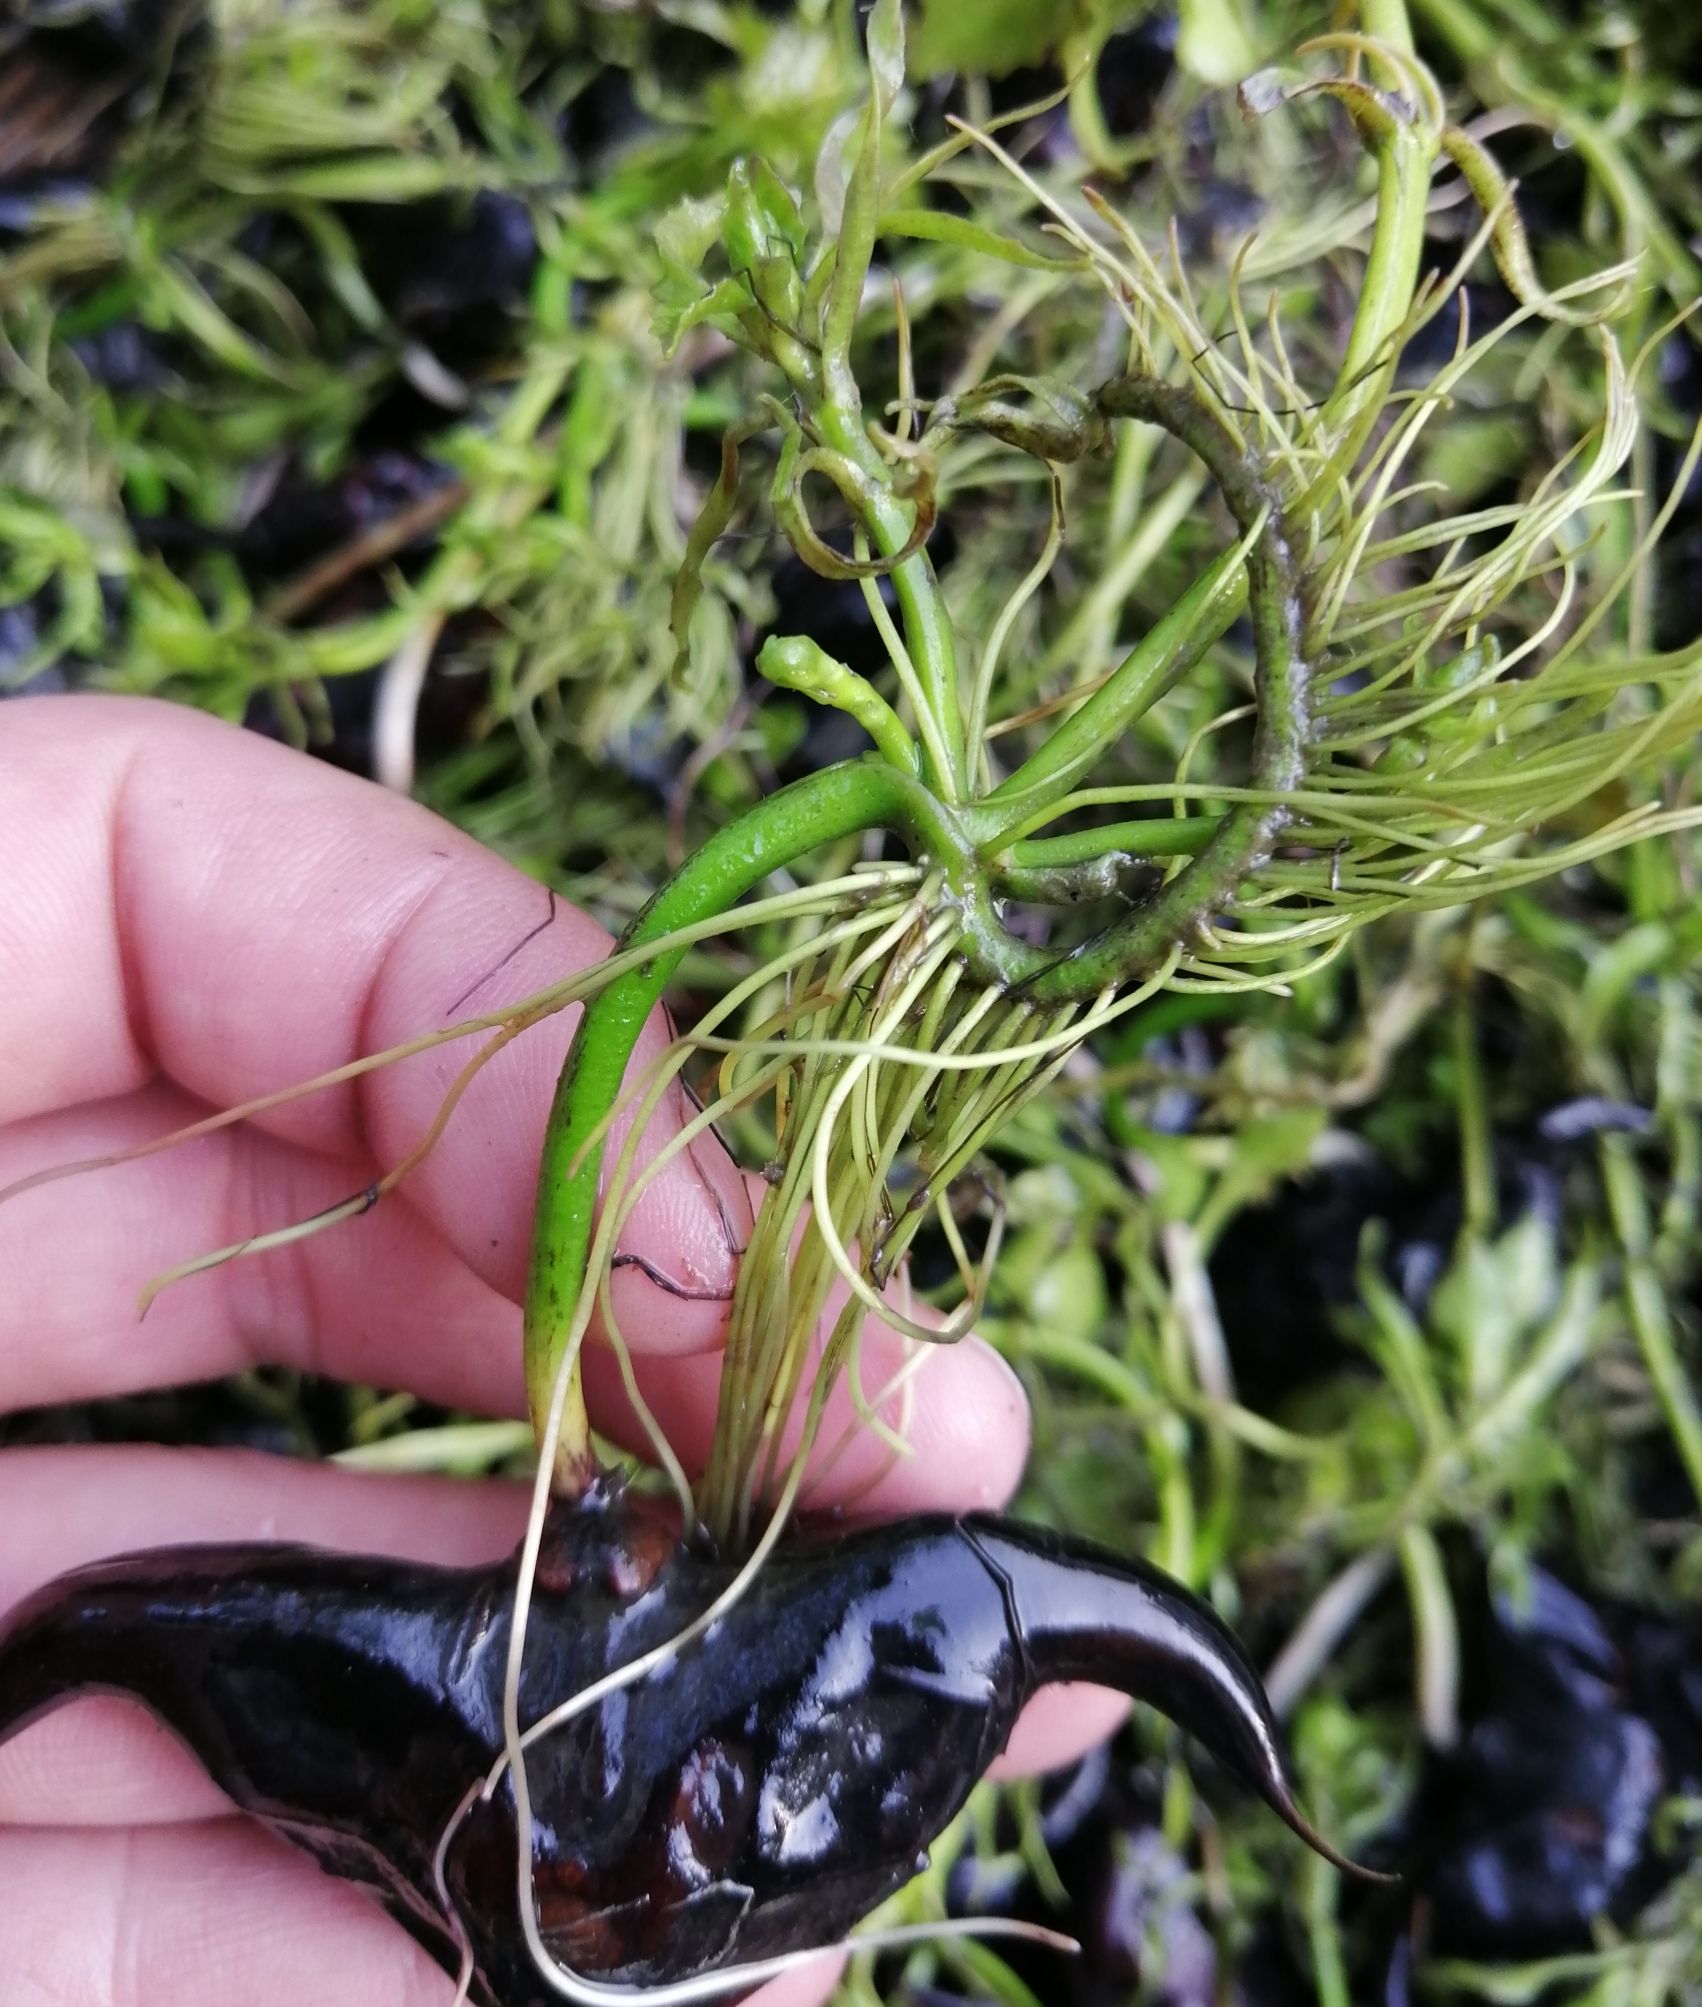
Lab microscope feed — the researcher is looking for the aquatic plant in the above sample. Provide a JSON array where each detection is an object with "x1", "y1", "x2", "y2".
[{"x1": 5, "y1": 0, "x2": 1702, "y2": 2001}]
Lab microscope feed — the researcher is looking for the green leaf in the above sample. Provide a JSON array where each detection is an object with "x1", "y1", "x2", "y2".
[
  {"x1": 879, "y1": 207, "x2": 1084, "y2": 272},
  {"x1": 1117, "y1": 1128, "x2": 1209, "y2": 1224},
  {"x1": 652, "y1": 273, "x2": 754, "y2": 356},
  {"x1": 670, "y1": 419, "x2": 765, "y2": 664},
  {"x1": 1175, "y1": 0, "x2": 1258, "y2": 87},
  {"x1": 935, "y1": 372, "x2": 1109, "y2": 461},
  {"x1": 909, "y1": 0, "x2": 1093, "y2": 79},
  {"x1": 1027, "y1": 1231, "x2": 1108, "y2": 1345},
  {"x1": 722, "y1": 158, "x2": 805, "y2": 271},
  {"x1": 812, "y1": 104, "x2": 862, "y2": 236},
  {"x1": 1431, "y1": 1216, "x2": 1559, "y2": 1410},
  {"x1": 866, "y1": 0, "x2": 905, "y2": 110},
  {"x1": 656, "y1": 192, "x2": 725, "y2": 277}
]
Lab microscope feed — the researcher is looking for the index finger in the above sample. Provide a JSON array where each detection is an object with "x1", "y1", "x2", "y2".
[{"x1": 2, "y1": 691, "x2": 744, "y2": 1303}]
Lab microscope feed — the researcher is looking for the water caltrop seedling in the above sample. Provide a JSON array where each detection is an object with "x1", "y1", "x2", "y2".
[{"x1": 4, "y1": 1, "x2": 1700, "y2": 2001}]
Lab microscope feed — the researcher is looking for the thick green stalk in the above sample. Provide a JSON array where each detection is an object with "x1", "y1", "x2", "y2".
[
  {"x1": 982, "y1": 545, "x2": 1246, "y2": 822},
  {"x1": 994, "y1": 815, "x2": 1222, "y2": 902},
  {"x1": 522, "y1": 757, "x2": 913, "y2": 1468}
]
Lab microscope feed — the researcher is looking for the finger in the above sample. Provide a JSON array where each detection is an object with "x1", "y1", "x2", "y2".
[
  {"x1": 990, "y1": 1687, "x2": 1130, "y2": 1779},
  {"x1": 0, "y1": 693, "x2": 760, "y2": 1437},
  {"x1": 0, "y1": 1819, "x2": 462, "y2": 2007},
  {"x1": 0, "y1": 1085, "x2": 525, "y2": 1417},
  {"x1": 0, "y1": 1814, "x2": 841, "y2": 2007},
  {"x1": 0, "y1": 1444, "x2": 525, "y2": 1826},
  {"x1": 0, "y1": 1083, "x2": 1032, "y2": 1514},
  {"x1": 751, "y1": 1961, "x2": 844, "y2": 2007},
  {"x1": 580, "y1": 1276, "x2": 1031, "y2": 1520},
  {"x1": 0, "y1": 692, "x2": 750, "y2": 1324},
  {"x1": 0, "y1": 1444, "x2": 527, "y2": 1618},
  {"x1": 1, "y1": 692, "x2": 607, "y2": 1146}
]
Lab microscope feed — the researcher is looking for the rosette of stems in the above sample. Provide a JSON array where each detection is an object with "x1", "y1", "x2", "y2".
[{"x1": 519, "y1": 0, "x2": 1702, "y2": 1550}]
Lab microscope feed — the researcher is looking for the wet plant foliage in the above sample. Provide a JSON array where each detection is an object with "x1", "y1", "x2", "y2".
[{"x1": 5, "y1": 0, "x2": 1702, "y2": 2002}]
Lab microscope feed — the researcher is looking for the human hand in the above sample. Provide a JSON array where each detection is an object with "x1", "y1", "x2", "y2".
[{"x1": 0, "y1": 695, "x2": 1122, "y2": 2007}]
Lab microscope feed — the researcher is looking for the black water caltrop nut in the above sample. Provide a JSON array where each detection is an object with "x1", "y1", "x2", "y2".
[{"x1": 0, "y1": 1485, "x2": 1381, "y2": 2004}]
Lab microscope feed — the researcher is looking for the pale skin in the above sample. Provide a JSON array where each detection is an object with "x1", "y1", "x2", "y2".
[{"x1": 0, "y1": 695, "x2": 1125, "y2": 2007}]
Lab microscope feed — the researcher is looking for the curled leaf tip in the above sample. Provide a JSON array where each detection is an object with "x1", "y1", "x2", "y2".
[{"x1": 1440, "y1": 125, "x2": 1636, "y2": 327}]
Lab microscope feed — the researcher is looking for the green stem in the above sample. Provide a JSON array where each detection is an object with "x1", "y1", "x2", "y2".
[
  {"x1": 983, "y1": 543, "x2": 1246, "y2": 823},
  {"x1": 1600, "y1": 1132, "x2": 1702, "y2": 1511},
  {"x1": 814, "y1": 399, "x2": 968, "y2": 802},
  {"x1": 1452, "y1": 983, "x2": 1496, "y2": 1240},
  {"x1": 1009, "y1": 816, "x2": 1221, "y2": 868},
  {"x1": 985, "y1": 376, "x2": 1311, "y2": 1004},
  {"x1": 802, "y1": 14, "x2": 967, "y2": 805},
  {"x1": 1399, "y1": 1522, "x2": 1460, "y2": 1748},
  {"x1": 1408, "y1": 0, "x2": 1492, "y2": 57},
  {"x1": 522, "y1": 756, "x2": 913, "y2": 1472},
  {"x1": 1361, "y1": 0, "x2": 1419, "y2": 44}
]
